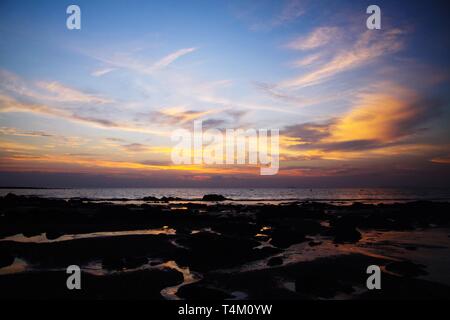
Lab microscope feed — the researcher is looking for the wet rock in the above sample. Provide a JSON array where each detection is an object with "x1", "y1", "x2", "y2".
[
  {"x1": 123, "y1": 256, "x2": 148, "y2": 269},
  {"x1": 0, "y1": 253, "x2": 14, "y2": 268},
  {"x1": 385, "y1": 261, "x2": 428, "y2": 277},
  {"x1": 22, "y1": 230, "x2": 42, "y2": 238},
  {"x1": 102, "y1": 257, "x2": 125, "y2": 270},
  {"x1": 0, "y1": 268, "x2": 183, "y2": 299},
  {"x1": 160, "y1": 196, "x2": 181, "y2": 202},
  {"x1": 177, "y1": 284, "x2": 233, "y2": 299},
  {"x1": 308, "y1": 240, "x2": 322, "y2": 247},
  {"x1": 331, "y1": 226, "x2": 361, "y2": 244},
  {"x1": 176, "y1": 232, "x2": 271, "y2": 271},
  {"x1": 202, "y1": 194, "x2": 228, "y2": 201},
  {"x1": 329, "y1": 216, "x2": 362, "y2": 243},
  {"x1": 267, "y1": 257, "x2": 283, "y2": 266},
  {"x1": 270, "y1": 229, "x2": 306, "y2": 248},
  {"x1": 102, "y1": 256, "x2": 148, "y2": 270},
  {"x1": 142, "y1": 196, "x2": 159, "y2": 201},
  {"x1": 295, "y1": 273, "x2": 354, "y2": 298},
  {"x1": 45, "y1": 230, "x2": 63, "y2": 240},
  {"x1": 212, "y1": 221, "x2": 259, "y2": 237},
  {"x1": 2, "y1": 193, "x2": 20, "y2": 205}
]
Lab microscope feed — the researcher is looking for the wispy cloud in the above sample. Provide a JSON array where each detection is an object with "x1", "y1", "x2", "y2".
[
  {"x1": 291, "y1": 52, "x2": 324, "y2": 67},
  {"x1": 145, "y1": 106, "x2": 232, "y2": 128},
  {"x1": 281, "y1": 29, "x2": 405, "y2": 88},
  {"x1": 149, "y1": 47, "x2": 197, "y2": 72},
  {"x1": 37, "y1": 81, "x2": 113, "y2": 104},
  {"x1": 91, "y1": 67, "x2": 117, "y2": 77},
  {"x1": 89, "y1": 47, "x2": 197, "y2": 75},
  {"x1": 236, "y1": 0, "x2": 305, "y2": 31},
  {"x1": 270, "y1": 0, "x2": 305, "y2": 28},
  {"x1": 120, "y1": 143, "x2": 151, "y2": 153},
  {"x1": 0, "y1": 126, "x2": 55, "y2": 138},
  {"x1": 0, "y1": 94, "x2": 167, "y2": 136},
  {"x1": 286, "y1": 27, "x2": 341, "y2": 50},
  {"x1": 0, "y1": 69, "x2": 113, "y2": 104}
]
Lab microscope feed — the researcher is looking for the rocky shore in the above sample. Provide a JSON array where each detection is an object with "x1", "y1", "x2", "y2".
[{"x1": 1, "y1": 193, "x2": 450, "y2": 300}]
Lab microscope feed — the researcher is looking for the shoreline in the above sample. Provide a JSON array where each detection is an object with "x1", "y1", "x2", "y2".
[{"x1": 2, "y1": 190, "x2": 450, "y2": 204}]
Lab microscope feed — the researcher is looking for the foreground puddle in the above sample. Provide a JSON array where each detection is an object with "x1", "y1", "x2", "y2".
[
  {"x1": 0, "y1": 227, "x2": 176, "y2": 243},
  {"x1": 0, "y1": 258, "x2": 28, "y2": 275},
  {"x1": 160, "y1": 260, "x2": 202, "y2": 300}
]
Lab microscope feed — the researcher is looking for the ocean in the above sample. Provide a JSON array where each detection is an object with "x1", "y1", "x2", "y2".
[{"x1": 1, "y1": 187, "x2": 450, "y2": 204}]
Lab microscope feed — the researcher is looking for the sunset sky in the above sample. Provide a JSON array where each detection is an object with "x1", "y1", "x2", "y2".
[{"x1": 1, "y1": 0, "x2": 450, "y2": 187}]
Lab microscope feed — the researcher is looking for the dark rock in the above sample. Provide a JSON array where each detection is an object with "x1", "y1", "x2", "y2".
[
  {"x1": 385, "y1": 261, "x2": 428, "y2": 277},
  {"x1": 308, "y1": 240, "x2": 322, "y2": 247},
  {"x1": 123, "y1": 256, "x2": 148, "y2": 269},
  {"x1": 202, "y1": 194, "x2": 227, "y2": 201},
  {"x1": 267, "y1": 257, "x2": 283, "y2": 266},
  {"x1": 177, "y1": 284, "x2": 233, "y2": 299},
  {"x1": 176, "y1": 232, "x2": 271, "y2": 271},
  {"x1": 102, "y1": 257, "x2": 125, "y2": 270},
  {"x1": 45, "y1": 231, "x2": 63, "y2": 240},
  {"x1": 331, "y1": 226, "x2": 361, "y2": 243},
  {"x1": 0, "y1": 268, "x2": 183, "y2": 299},
  {"x1": 295, "y1": 273, "x2": 354, "y2": 298},
  {"x1": 329, "y1": 217, "x2": 362, "y2": 244},
  {"x1": 160, "y1": 196, "x2": 181, "y2": 202},
  {"x1": 212, "y1": 221, "x2": 259, "y2": 236},
  {"x1": 102, "y1": 255, "x2": 155, "y2": 271},
  {"x1": 22, "y1": 230, "x2": 42, "y2": 238},
  {"x1": 0, "y1": 253, "x2": 14, "y2": 268},
  {"x1": 142, "y1": 196, "x2": 159, "y2": 201},
  {"x1": 270, "y1": 229, "x2": 306, "y2": 248}
]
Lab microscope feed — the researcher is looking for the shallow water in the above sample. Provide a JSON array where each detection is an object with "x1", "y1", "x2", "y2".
[{"x1": 0, "y1": 227, "x2": 176, "y2": 243}]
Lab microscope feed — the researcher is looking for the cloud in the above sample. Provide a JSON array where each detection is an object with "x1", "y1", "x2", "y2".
[
  {"x1": 284, "y1": 121, "x2": 334, "y2": 143},
  {"x1": 0, "y1": 94, "x2": 167, "y2": 136},
  {"x1": 431, "y1": 156, "x2": 450, "y2": 164},
  {"x1": 0, "y1": 126, "x2": 55, "y2": 138},
  {"x1": 270, "y1": 0, "x2": 305, "y2": 28},
  {"x1": 121, "y1": 143, "x2": 150, "y2": 152},
  {"x1": 91, "y1": 67, "x2": 117, "y2": 77},
  {"x1": 148, "y1": 106, "x2": 220, "y2": 126},
  {"x1": 0, "y1": 70, "x2": 170, "y2": 136},
  {"x1": 281, "y1": 29, "x2": 405, "y2": 88},
  {"x1": 89, "y1": 47, "x2": 197, "y2": 75},
  {"x1": 37, "y1": 81, "x2": 113, "y2": 104},
  {"x1": 0, "y1": 69, "x2": 113, "y2": 104},
  {"x1": 282, "y1": 84, "x2": 443, "y2": 158},
  {"x1": 253, "y1": 81, "x2": 307, "y2": 104},
  {"x1": 291, "y1": 53, "x2": 324, "y2": 67},
  {"x1": 144, "y1": 105, "x2": 247, "y2": 127},
  {"x1": 286, "y1": 27, "x2": 341, "y2": 51},
  {"x1": 236, "y1": 0, "x2": 305, "y2": 31},
  {"x1": 149, "y1": 47, "x2": 197, "y2": 72}
]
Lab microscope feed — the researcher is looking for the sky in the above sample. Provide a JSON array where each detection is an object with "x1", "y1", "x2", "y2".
[{"x1": 0, "y1": 0, "x2": 450, "y2": 188}]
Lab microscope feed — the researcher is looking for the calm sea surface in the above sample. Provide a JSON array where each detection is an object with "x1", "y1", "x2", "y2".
[{"x1": 1, "y1": 188, "x2": 450, "y2": 203}]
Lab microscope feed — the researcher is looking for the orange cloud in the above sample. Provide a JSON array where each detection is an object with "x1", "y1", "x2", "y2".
[
  {"x1": 281, "y1": 83, "x2": 443, "y2": 162},
  {"x1": 431, "y1": 156, "x2": 450, "y2": 164}
]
